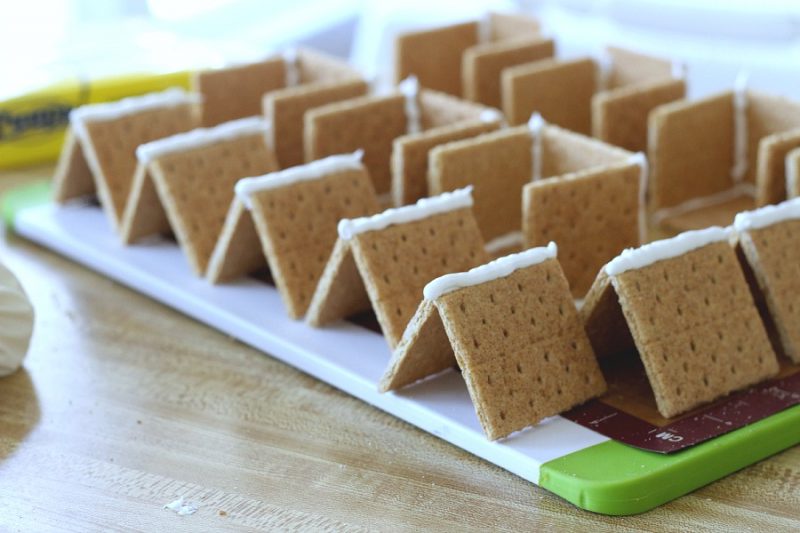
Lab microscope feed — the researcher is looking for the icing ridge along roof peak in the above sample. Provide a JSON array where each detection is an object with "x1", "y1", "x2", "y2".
[
  {"x1": 605, "y1": 226, "x2": 733, "y2": 277},
  {"x1": 423, "y1": 242, "x2": 558, "y2": 300},
  {"x1": 338, "y1": 186, "x2": 474, "y2": 240}
]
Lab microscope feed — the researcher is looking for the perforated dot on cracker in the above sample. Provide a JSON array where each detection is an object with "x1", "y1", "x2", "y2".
[
  {"x1": 207, "y1": 151, "x2": 380, "y2": 317},
  {"x1": 53, "y1": 89, "x2": 202, "y2": 231},
  {"x1": 306, "y1": 77, "x2": 500, "y2": 199},
  {"x1": 380, "y1": 243, "x2": 606, "y2": 441},
  {"x1": 581, "y1": 227, "x2": 779, "y2": 418},
  {"x1": 120, "y1": 117, "x2": 278, "y2": 276},
  {"x1": 502, "y1": 46, "x2": 684, "y2": 150},
  {"x1": 306, "y1": 187, "x2": 488, "y2": 349},
  {"x1": 649, "y1": 84, "x2": 800, "y2": 231},
  {"x1": 734, "y1": 198, "x2": 800, "y2": 362},
  {"x1": 394, "y1": 12, "x2": 540, "y2": 98}
]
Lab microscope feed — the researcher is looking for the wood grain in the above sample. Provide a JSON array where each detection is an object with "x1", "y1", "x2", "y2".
[{"x1": 0, "y1": 167, "x2": 798, "y2": 531}]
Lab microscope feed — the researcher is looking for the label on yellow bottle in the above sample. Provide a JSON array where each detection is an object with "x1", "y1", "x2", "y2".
[{"x1": 0, "y1": 71, "x2": 191, "y2": 170}]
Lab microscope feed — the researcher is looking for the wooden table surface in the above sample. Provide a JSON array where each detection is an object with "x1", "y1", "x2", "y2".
[{"x1": 0, "y1": 168, "x2": 798, "y2": 532}]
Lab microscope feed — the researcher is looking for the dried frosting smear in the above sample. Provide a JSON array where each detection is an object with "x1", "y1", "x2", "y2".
[{"x1": 0, "y1": 263, "x2": 34, "y2": 377}]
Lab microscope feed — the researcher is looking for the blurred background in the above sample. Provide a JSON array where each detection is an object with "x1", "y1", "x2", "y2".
[{"x1": 3, "y1": 0, "x2": 799, "y2": 101}]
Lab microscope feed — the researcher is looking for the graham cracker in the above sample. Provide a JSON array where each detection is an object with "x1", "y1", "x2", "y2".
[
  {"x1": 789, "y1": 147, "x2": 800, "y2": 198},
  {"x1": 147, "y1": 132, "x2": 277, "y2": 275},
  {"x1": 486, "y1": 12, "x2": 540, "y2": 42},
  {"x1": 755, "y1": 129, "x2": 800, "y2": 206},
  {"x1": 501, "y1": 57, "x2": 596, "y2": 133},
  {"x1": 381, "y1": 251, "x2": 606, "y2": 441},
  {"x1": 604, "y1": 46, "x2": 675, "y2": 90},
  {"x1": 305, "y1": 94, "x2": 408, "y2": 195},
  {"x1": 746, "y1": 91, "x2": 800, "y2": 186},
  {"x1": 264, "y1": 79, "x2": 368, "y2": 169},
  {"x1": 657, "y1": 195, "x2": 756, "y2": 235},
  {"x1": 462, "y1": 38, "x2": 554, "y2": 108},
  {"x1": 306, "y1": 198, "x2": 488, "y2": 349},
  {"x1": 418, "y1": 89, "x2": 499, "y2": 130},
  {"x1": 293, "y1": 48, "x2": 363, "y2": 83},
  {"x1": 52, "y1": 128, "x2": 95, "y2": 202},
  {"x1": 120, "y1": 162, "x2": 171, "y2": 243},
  {"x1": 391, "y1": 119, "x2": 500, "y2": 206},
  {"x1": 394, "y1": 21, "x2": 480, "y2": 96},
  {"x1": 647, "y1": 92, "x2": 735, "y2": 212},
  {"x1": 592, "y1": 78, "x2": 686, "y2": 153},
  {"x1": 582, "y1": 236, "x2": 779, "y2": 418},
  {"x1": 428, "y1": 126, "x2": 533, "y2": 242},
  {"x1": 580, "y1": 269, "x2": 636, "y2": 359},
  {"x1": 523, "y1": 161, "x2": 643, "y2": 297},
  {"x1": 205, "y1": 197, "x2": 264, "y2": 283},
  {"x1": 242, "y1": 165, "x2": 380, "y2": 318},
  {"x1": 194, "y1": 56, "x2": 287, "y2": 127},
  {"x1": 538, "y1": 123, "x2": 632, "y2": 179},
  {"x1": 735, "y1": 208, "x2": 800, "y2": 362},
  {"x1": 73, "y1": 99, "x2": 201, "y2": 230}
]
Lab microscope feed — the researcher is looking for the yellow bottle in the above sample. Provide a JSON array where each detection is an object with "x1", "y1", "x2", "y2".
[{"x1": 0, "y1": 70, "x2": 191, "y2": 170}]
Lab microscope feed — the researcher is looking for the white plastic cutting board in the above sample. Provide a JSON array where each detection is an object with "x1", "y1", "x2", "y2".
[{"x1": 15, "y1": 202, "x2": 609, "y2": 484}]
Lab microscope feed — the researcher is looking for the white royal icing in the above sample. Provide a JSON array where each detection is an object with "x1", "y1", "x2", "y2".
[
  {"x1": 337, "y1": 186, "x2": 473, "y2": 240},
  {"x1": 234, "y1": 150, "x2": 364, "y2": 209},
  {"x1": 69, "y1": 88, "x2": 201, "y2": 142},
  {"x1": 733, "y1": 196, "x2": 800, "y2": 232},
  {"x1": 135, "y1": 116, "x2": 268, "y2": 165},
  {"x1": 423, "y1": 242, "x2": 558, "y2": 300},
  {"x1": 604, "y1": 226, "x2": 733, "y2": 277},
  {"x1": 399, "y1": 75, "x2": 422, "y2": 135},
  {"x1": 528, "y1": 112, "x2": 545, "y2": 181}
]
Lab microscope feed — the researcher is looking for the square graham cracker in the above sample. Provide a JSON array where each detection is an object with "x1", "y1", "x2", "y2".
[
  {"x1": 735, "y1": 202, "x2": 800, "y2": 362},
  {"x1": 381, "y1": 250, "x2": 606, "y2": 441},
  {"x1": 194, "y1": 56, "x2": 287, "y2": 127},
  {"x1": 592, "y1": 78, "x2": 686, "y2": 153},
  {"x1": 58, "y1": 97, "x2": 201, "y2": 231},
  {"x1": 391, "y1": 119, "x2": 501, "y2": 206},
  {"x1": 394, "y1": 21, "x2": 480, "y2": 96},
  {"x1": 485, "y1": 12, "x2": 540, "y2": 42},
  {"x1": 143, "y1": 132, "x2": 277, "y2": 275},
  {"x1": 501, "y1": 57, "x2": 596, "y2": 133},
  {"x1": 523, "y1": 161, "x2": 643, "y2": 297},
  {"x1": 306, "y1": 88, "x2": 496, "y2": 198},
  {"x1": 581, "y1": 234, "x2": 779, "y2": 418},
  {"x1": 390, "y1": 90, "x2": 502, "y2": 207},
  {"x1": 306, "y1": 199, "x2": 489, "y2": 349},
  {"x1": 305, "y1": 94, "x2": 408, "y2": 195},
  {"x1": 462, "y1": 37, "x2": 554, "y2": 109},
  {"x1": 745, "y1": 91, "x2": 800, "y2": 187},
  {"x1": 755, "y1": 129, "x2": 800, "y2": 206},
  {"x1": 789, "y1": 147, "x2": 800, "y2": 199},
  {"x1": 538, "y1": 122, "x2": 632, "y2": 178},
  {"x1": 229, "y1": 164, "x2": 380, "y2": 317},
  {"x1": 264, "y1": 78, "x2": 368, "y2": 169},
  {"x1": 429, "y1": 126, "x2": 533, "y2": 242},
  {"x1": 647, "y1": 92, "x2": 736, "y2": 213},
  {"x1": 393, "y1": 13, "x2": 540, "y2": 97},
  {"x1": 418, "y1": 88, "x2": 500, "y2": 130},
  {"x1": 603, "y1": 46, "x2": 675, "y2": 90},
  {"x1": 52, "y1": 128, "x2": 95, "y2": 203}
]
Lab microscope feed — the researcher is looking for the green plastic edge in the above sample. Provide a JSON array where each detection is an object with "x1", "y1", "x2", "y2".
[
  {"x1": 539, "y1": 404, "x2": 800, "y2": 516},
  {"x1": 2, "y1": 181, "x2": 51, "y2": 229}
]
